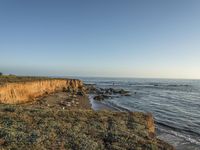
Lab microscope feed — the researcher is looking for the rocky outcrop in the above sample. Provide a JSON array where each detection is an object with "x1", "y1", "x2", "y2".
[
  {"x1": 85, "y1": 85, "x2": 131, "y2": 101},
  {"x1": 0, "y1": 79, "x2": 83, "y2": 104}
]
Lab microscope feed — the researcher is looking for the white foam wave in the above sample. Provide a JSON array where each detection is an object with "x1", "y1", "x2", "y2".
[{"x1": 158, "y1": 127, "x2": 200, "y2": 146}]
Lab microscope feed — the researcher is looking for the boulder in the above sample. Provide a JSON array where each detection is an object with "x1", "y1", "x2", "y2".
[
  {"x1": 93, "y1": 94, "x2": 111, "y2": 101},
  {"x1": 76, "y1": 91, "x2": 85, "y2": 96}
]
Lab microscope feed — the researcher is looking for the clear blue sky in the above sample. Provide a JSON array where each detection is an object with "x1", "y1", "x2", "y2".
[{"x1": 1, "y1": 0, "x2": 200, "y2": 79}]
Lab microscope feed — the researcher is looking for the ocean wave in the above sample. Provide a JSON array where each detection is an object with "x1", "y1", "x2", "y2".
[
  {"x1": 157, "y1": 125, "x2": 200, "y2": 146},
  {"x1": 103, "y1": 101, "x2": 131, "y2": 112},
  {"x1": 156, "y1": 121, "x2": 200, "y2": 137},
  {"x1": 105, "y1": 100, "x2": 200, "y2": 146}
]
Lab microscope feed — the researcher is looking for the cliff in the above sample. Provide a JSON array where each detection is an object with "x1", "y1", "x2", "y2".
[{"x1": 0, "y1": 79, "x2": 83, "y2": 104}]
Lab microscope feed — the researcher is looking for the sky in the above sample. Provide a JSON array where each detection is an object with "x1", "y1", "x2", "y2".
[{"x1": 0, "y1": 0, "x2": 200, "y2": 79}]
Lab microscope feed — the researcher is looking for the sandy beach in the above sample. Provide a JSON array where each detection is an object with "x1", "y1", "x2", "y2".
[{"x1": 22, "y1": 91, "x2": 92, "y2": 110}]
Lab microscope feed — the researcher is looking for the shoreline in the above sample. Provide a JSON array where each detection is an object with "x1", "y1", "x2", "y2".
[
  {"x1": 89, "y1": 95, "x2": 119, "y2": 111},
  {"x1": 0, "y1": 76, "x2": 174, "y2": 149},
  {"x1": 88, "y1": 80, "x2": 199, "y2": 150}
]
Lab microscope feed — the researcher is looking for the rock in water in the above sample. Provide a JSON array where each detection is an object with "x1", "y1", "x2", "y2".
[{"x1": 93, "y1": 94, "x2": 111, "y2": 101}]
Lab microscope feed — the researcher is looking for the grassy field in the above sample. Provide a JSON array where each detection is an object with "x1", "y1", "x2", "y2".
[{"x1": 0, "y1": 75, "x2": 67, "y2": 86}]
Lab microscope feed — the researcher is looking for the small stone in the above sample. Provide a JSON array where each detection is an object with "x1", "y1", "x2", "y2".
[
  {"x1": 0, "y1": 138, "x2": 5, "y2": 145},
  {"x1": 93, "y1": 94, "x2": 110, "y2": 101},
  {"x1": 122, "y1": 93, "x2": 131, "y2": 96},
  {"x1": 72, "y1": 95, "x2": 77, "y2": 98},
  {"x1": 76, "y1": 91, "x2": 85, "y2": 96}
]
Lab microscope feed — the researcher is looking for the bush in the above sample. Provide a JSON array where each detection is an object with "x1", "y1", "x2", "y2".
[{"x1": 0, "y1": 72, "x2": 2, "y2": 76}]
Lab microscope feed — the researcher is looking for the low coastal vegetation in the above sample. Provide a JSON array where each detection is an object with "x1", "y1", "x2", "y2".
[
  {"x1": 0, "y1": 105, "x2": 174, "y2": 150},
  {"x1": 0, "y1": 74, "x2": 62, "y2": 86}
]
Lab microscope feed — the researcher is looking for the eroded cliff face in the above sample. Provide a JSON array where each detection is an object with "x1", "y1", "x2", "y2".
[
  {"x1": 0, "y1": 79, "x2": 83, "y2": 104},
  {"x1": 145, "y1": 113, "x2": 155, "y2": 135}
]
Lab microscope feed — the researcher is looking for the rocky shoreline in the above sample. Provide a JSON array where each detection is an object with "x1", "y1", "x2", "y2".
[
  {"x1": 85, "y1": 83, "x2": 130, "y2": 100},
  {"x1": 0, "y1": 77, "x2": 175, "y2": 149}
]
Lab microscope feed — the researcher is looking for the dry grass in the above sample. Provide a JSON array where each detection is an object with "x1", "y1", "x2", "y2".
[{"x1": 0, "y1": 76, "x2": 69, "y2": 86}]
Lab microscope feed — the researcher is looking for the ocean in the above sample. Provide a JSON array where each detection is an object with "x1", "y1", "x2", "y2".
[{"x1": 81, "y1": 77, "x2": 200, "y2": 150}]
